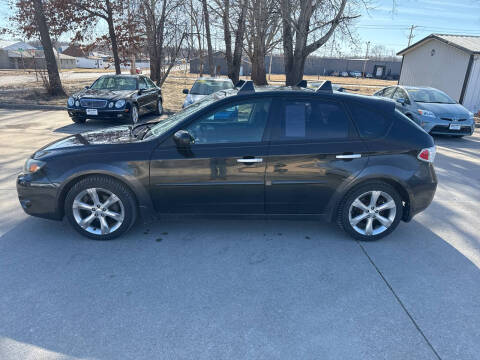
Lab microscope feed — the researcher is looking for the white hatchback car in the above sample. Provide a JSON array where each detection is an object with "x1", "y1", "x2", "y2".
[{"x1": 182, "y1": 78, "x2": 234, "y2": 108}]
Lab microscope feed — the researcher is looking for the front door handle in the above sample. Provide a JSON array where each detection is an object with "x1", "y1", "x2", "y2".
[
  {"x1": 336, "y1": 154, "x2": 361, "y2": 159},
  {"x1": 237, "y1": 158, "x2": 263, "y2": 163}
]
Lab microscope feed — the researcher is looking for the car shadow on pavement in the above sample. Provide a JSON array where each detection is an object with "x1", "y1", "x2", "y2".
[{"x1": 0, "y1": 214, "x2": 479, "y2": 359}]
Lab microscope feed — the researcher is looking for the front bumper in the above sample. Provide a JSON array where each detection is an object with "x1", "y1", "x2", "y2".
[
  {"x1": 416, "y1": 115, "x2": 475, "y2": 136},
  {"x1": 67, "y1": 107, "x2": 130, "y2": 120},
  {"x1": 17, "y1": 173, "x2": 62, "y2": 220}
]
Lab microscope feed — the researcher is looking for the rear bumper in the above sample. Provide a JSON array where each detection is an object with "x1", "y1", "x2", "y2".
[
  {"x1": 405, "y1": 163, "x2": 437, "y2": 221},
  {"x1": 17, "y1": 173, "x2": 62, "y2": 220},
  {"x1": 67, "y1": 107, "x2": 130, "y2": 120}
]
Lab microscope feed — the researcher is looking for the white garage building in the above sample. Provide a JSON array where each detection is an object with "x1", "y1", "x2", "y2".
[{"x1": 398, "y1": 34, "x2": 480, "y2": 113}]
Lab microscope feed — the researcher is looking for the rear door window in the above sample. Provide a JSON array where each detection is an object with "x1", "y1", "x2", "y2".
[
  {"x1": 271, "y1": 98, "x2": 352, "y2": 142},
  {"x1": 348, "y1": 103, "x2": 392, "y2": 139}
]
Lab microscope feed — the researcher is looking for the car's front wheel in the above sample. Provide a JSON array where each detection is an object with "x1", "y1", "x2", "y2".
[
  {"x1": 130, "y1": 104, "x2": 139, "y2": 124},
  {"x1": 338, "y1": 182, "x2": 403, "y2": 241},
  {"x1": 65, "y1": 176, "x2": 137, "y2": 240},
  {"x1": 155, "y1": 99, "x2": 163, "y2": 116}
]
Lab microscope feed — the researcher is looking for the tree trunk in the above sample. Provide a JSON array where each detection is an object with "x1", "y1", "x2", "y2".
[
  {"x1": 285, "y1": 55, "x2": 306, "y2": 85},
  {"x1": 227, "y1": 0, "x2": 247, "y2": 84},
  {"x1": 130, "y1": 54, "x2": 136, "y2": 74},
  {"x1": 251, "y1": 40, "x2": 267, "y2": 85},
  {"x1": 106, "y1": 0, "x2": 121, "y2": 75},
  {"x1": 32, "y1": 0, "x2": 65, "y2": 96},
  {"x1": 201, "y1": 0, "x2": 214, "y2": 76}
]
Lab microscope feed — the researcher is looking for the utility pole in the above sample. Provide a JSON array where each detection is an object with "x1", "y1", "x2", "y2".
[
  {"x1": 363, "y1": 41, "x2": 370, "y2": 77},
  {"x1": 407, "y1": 25, "x2": 418, "y2": 47}
]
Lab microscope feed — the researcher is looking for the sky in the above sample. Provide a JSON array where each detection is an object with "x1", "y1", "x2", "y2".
[
  {"x1": 353, "y1": 0, "x2": 480, "y2": 55},
  {"x1": 0, "y1": 0, "x2": 479, "y2": 57}
]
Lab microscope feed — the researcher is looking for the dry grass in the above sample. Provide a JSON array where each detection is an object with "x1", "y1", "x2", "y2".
[{"x1": 0, "y1": 71, "x2": 396, "y2": 110}]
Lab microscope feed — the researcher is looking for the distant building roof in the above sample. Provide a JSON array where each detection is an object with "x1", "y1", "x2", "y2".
[
  {"x1": 8, "y1": 49, "x2": 75, "y2": 60},
  {"x1": 398, "y1": 34, "x2": 480, "y2": 56},
  {"x1": 0, "y1": 40, "x2": 37, "y2": 51}
]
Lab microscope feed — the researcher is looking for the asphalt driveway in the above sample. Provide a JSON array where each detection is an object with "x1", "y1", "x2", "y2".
[{"x1": 0, "y1": 109, "x2": 479, "y2": 360}]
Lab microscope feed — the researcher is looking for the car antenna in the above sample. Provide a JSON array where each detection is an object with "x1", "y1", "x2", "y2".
[
  {"x1": 316, "y1": 80, "x2": 333, "y2": 93},
  {"x1": 296, "y1": 80, "x2": 307, "y2": 88},
  {"x1": 238, "y1": 80, "x2": 255, "y2": 94},
  {"x1": 235, "y1": 80, "x2": 245, "y2": 88}
]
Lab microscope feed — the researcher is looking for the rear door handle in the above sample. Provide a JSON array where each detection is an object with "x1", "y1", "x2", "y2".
[
  {"x1": 237, "y1": 158, "x2": 263, "y2": 163},
  {"x1": 336, "y1": 154, "x2": 361, "y2": 159}
]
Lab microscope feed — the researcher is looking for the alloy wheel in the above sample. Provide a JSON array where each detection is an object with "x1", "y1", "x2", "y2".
[
  {"x1": 348, "y1": 190, "x2": 397, "y2": 236},
  {"x1": 132, "y1": 106, "x2": 138, "y2": 124},
  {"x1": 72, "y1": 187, "x2": 125, "y2": 235}
]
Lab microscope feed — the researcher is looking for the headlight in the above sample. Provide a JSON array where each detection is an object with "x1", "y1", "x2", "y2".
[
  {"x1": 67, "y1": 97, "x2": 74, "y2": 106},
  {"x1": 23, "y1": 159, "x2": 46, "y2": 174},
  {"x1": 417, "y1": 109, "x2": 436, "y2": 117},
  {"x1": 109, "y1": 102, "x2": 114, "y2": 108},
  {"x1": 115, "y1": 99, "x2": 126, "y2": 108},
  {"x1": 75, "y1": 100, "x2": 80, "y2": 107}
]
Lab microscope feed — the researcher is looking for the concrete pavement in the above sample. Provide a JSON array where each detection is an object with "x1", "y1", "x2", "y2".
[{"x1": 0, "y1": 109, "x2": 479, "y2": 359}]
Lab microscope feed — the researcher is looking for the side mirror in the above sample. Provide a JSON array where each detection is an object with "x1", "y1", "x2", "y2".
[
  {"x1": 138, "y1": 89, "x2": 144, "y2": 95},
  {"x1": 173, "y1": 130, "x2": 194, "y2": 147},
  {"x1": 84, "y1": 86, "x2": 89, "y2": 89},
  {"x1": 182, "y1": 89, "x2": 189, "y2": 94},
  {"x1": 396, "y1": 98, "x2": 406, "y2": 105}
]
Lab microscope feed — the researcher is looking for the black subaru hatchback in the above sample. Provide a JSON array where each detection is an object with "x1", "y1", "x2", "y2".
[{"x1": 17, "y1": 81, "x2": 437, "y2": 241}]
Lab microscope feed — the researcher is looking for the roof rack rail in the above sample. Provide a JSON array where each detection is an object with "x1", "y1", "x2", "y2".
[
  {"x1": 296, "y1": 80, "x2": 307, "y2": 88},
  {"x1": 238, "y1": 80, "x2": 255, "y2": 93},
  {"x1": 316, "y1": 80, "x2": 333, "y2": 93},
  {"x1": 235, "y1": 80, "x2": 245, "y2": 88}
]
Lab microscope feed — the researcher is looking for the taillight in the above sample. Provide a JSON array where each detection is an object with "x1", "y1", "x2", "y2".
[{"x1": 417, "y1": 146, "x2": 436, "y2": 163}]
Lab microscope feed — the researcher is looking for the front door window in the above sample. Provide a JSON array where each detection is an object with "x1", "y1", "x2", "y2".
[{"x1": 185, "y1": 99, "x2": 271, "y2": 145}]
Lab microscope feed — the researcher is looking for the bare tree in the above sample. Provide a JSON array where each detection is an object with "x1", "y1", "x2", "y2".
[
  {"x1": 201, "y1": 0, "x2": 215, "y2": 76},
  {"x1": 280, "y1": 0, "x2": 361, "y2": 85},
  {"x1": 212, "y1": 0, "x2": 247, "y2": 84},
  {"x1": 74, "y1": 0, "x2": 124, "y2": 74},
  {"x1": 244, "y1": 0, "x2": 281, "y2": 85},
  {"x1": 141, "y1": 0, "x2": 187, "y2": 85},
  {"x1": 187, "y1": 0, "x2": 205, "y2": 76},
  {"x1": 31, "y1": 0, "x2": 64, "y2": 95}
]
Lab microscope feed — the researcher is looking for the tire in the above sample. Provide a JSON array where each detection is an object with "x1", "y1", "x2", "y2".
[
  {"x1": 337, "y1": 182, "x2": 403, "y2": 241},
  {"x1": 72, "y1": 117, "x2": 86, "y2": 124},
  {"x1": 155, "y1": 99, "x2": 163, "y2": 116},
  {"x1": 64, "y1": 176, "x2": 137, "y2": 240},
  {"x1": 129, "y1": 104, "x2": 139, "y2": 124}
]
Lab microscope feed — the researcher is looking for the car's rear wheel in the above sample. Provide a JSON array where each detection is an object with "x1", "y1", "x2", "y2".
[
  {"x1": 65, "y1": 176, "x2": 137, "y2": 240},
  {"x1": 72, "y1": 117, "x2": 86, "y2": 124},
  {"x1": 155, "y1": 99, "x2": 163, "y2": 115},
  {"x1": 130, "y1": 104, "x2": 139, "y2": 124},
  {"x1": 337, "y1": 182, "x2": 403, "y2": 241}
]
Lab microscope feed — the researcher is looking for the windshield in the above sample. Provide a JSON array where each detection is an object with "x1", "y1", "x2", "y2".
[
  {"x1": 190, "y1": 80, "x2": 234, "y2": 95},
  {"x1": 407, "y1": 88, "x2": 455, "y2": 104},
  {"x1": 147, "y1": 92, "x2": 232, "y2": 138},
  {"x1": 90, "y1": 76, "x2": 137, "y2": 91}
]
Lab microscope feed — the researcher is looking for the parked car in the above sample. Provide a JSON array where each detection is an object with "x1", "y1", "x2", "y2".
[
  {"x1": 330, "y1": 71, "x2": 340, "y2": 77},
  {"x1": 18, "y1": 80, "x2": 437, "y2": 241},
  {"x1": 67, "y1": 75, "x2": 163, "y2": 124},
  {"x1": 365, "y1": 73, "x2": 373, "y2": 78},
  {"x1": 373, "y1": 85, "x2": 475, "y2": 137},
  {"x1": 182, "y1": 77, "x2": 234, "y2": 108},
  {"x1": 340, "y1": 71, "x2": 349, "y2": 77},
  {"x1": 349, "y1": 71, "x2": 362, "y2": 78}
]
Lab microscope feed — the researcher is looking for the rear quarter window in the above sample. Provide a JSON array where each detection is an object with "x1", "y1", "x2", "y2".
[{"x1": 348, "y1": 102, "x2": 393, "y2": 139}]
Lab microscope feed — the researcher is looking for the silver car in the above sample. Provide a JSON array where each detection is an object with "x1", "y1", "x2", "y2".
[
  {"x1": 182, "y1": 77, "x2": 234, "y2": 108},
  {"x1": 374, "y1": 85, "x2": 475, "y2": 137}
]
